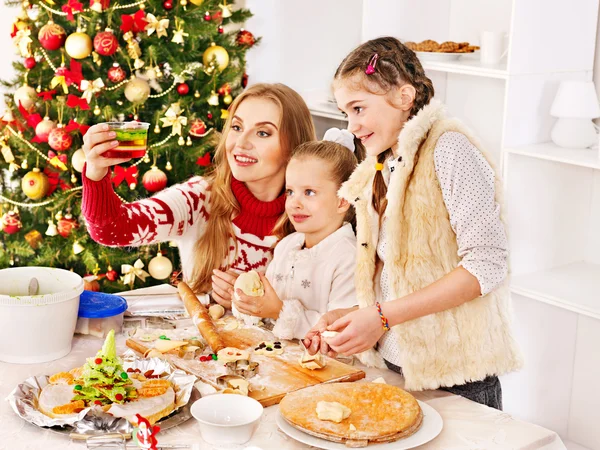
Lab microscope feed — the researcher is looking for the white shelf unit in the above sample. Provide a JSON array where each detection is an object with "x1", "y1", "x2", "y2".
[{"x1": 245, "y1": 1, "x2": 600, "y2": 448}]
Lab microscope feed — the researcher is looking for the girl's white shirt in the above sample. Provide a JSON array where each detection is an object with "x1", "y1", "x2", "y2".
[{"x1": 269, "y1": 222, "x2": 358, "y2": 340}]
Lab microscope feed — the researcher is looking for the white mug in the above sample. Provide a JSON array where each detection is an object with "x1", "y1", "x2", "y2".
[{"x1": 480, "y1": 31, "x2": 509, "y2": 65}]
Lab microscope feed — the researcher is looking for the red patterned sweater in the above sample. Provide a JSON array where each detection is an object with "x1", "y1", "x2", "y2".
[{"x1": 82, "y1": 167, "x2": 285, "y2": 284}]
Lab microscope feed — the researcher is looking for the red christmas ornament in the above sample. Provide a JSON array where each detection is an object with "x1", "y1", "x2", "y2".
[
  {"x1": 217, "y1": 25, "x2": 223, "y2": 34},
  {"x1": 241, "y1": 73, "x2": 248, "y2": 88},
  {"x1": 95, "y1": 357, "x2": 103, "y2": 364},
  {"x1": 48, "y1": 127, "x2": 73, "y2": 152},
  {"x1": 93, "y1": 30, "x2": 119, "y2": 56},
  {"x1": 203, "y1": 11, "x2": 211, "y2": 20},
  {"x1": 1, "y1": 210, "x2": 22, "y2": 234},
  {"x1": 105, "y1": 267, "x2": 119, "y2": 281},
  {"x1": 163, "y1": 0, "x2": 173, "y2": 9},
  {"x1": 57, "y1": 213, "x2": 79, "y2": 237},
  {"x1": 24, "y1": 57, "x2": 36, "y2": 70},
  {"x1": 38, "y1": 22, "x2": 67, "y2": 51},
  {"x1": 236, "y1": 29, "x2": 256, "y2": 47},
  {"x1": 217, "y1": 83, "x2": 231, "y2": 96},
  {"x1": 108, "y1": 63, "x2": 126, "y2": 83},
  {"x1": 142, "y1": 166, "x2": 168, "y2": 192},
  {"x1": 189, "y1": 119, "x2": 207, "y2": 137},
  {"x1": 177, "y1": 83, "x2": 189, "y2": 95},
  {"x1": 207, "y1": 112, "x2": 213, "y2": 120}
]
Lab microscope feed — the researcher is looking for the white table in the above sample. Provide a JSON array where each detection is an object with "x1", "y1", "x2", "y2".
[{"x1": 1, "y1": 334, "x2": 567, "y2": 450}]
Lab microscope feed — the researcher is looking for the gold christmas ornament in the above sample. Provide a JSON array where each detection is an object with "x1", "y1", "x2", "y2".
[
  {"x1": 207, "y1": 90, "x2": 219, "y2": 106},
  {"x1": 71, "y1": 148, "x2": 86, "y2": 172},
  {"x1": 45, "y1": 219, "x2": 58, "y2": 236},
  {"x1": 21, "y1": 159, "x2": 28, "y2": 169},
  {"x1": 165, "y1": 161, "x2": 172, "y2": 171},
  {"x1": 65, "y1": 32, "x2": 93, "y2": 59},
  {"x1": 142, "y1": 154, "x2": 151, "y2": 163},
  {"x1": 21, "y1": 167, "x2": 50, "y2": 200},
  {"x1": 180, "y1": 0, "x2": 187, "y2": 6},
  {"x1": 154, "y1": 124, "x2": 160, "y2": 134},
  {"x1": 219, "y1": 2, "x2": 233, "y2": 18},
  {"x1": 90, "y1": 0, "x2": 103, "y2": 12},
  {"x1": 194, "y1": 90, "x2": 200, "y2": 98},
  {"x1": 223, "y1": 94, "x2": 233, "y2": 105},
  {"x1": 73, "y1": 241, "x2": 85, "y2": 255},
  {"x1": 71, "y1": 173, "x2": 77, "y2": 184},
  {"x1": 186, "y1": 136, "x2": 192, "y2": 146},
  {"x1": 188, "y1": 0, "x2": 203, "y2": 5},
  {"x1": 202, "y1": 43, "x2": 229, "y2": 72},
  {"x1": 148, "y1": 253, "x2": 173, "y2": 280},
  {"x1": 160, "y1": 103, "x2": 188, "y2": 135},
  {"x1": 93, "y1": 105, "x2": 101, "y2": 115},
  {"x1": 178, "y1": 136, "x2": 185, "y2": 146},
  {"x1": 124, "y1": 77, "x2": 151, "y2": 104},
  {"x1": 24, "y1": 229, "x2": 43, "y2": 249}
]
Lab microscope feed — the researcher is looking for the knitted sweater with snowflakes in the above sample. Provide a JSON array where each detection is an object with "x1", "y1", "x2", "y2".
[{"x1": 82, "y1": 166, "x2": 285, "y2": 284}]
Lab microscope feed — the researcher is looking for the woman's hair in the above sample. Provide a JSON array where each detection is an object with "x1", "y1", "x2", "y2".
[
  {"x1": 274, "y1": 138, "x2": 366, "y2": 238},
  {"x1": 190, "y1": 83, "x2": 316, "y2": 293},
  {"x1": 334, "y1": 37, "x2": 434, "y2": 217}
]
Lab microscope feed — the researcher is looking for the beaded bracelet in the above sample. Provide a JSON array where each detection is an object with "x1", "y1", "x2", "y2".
[{"x1": 375, "y1": 302, "x2": 390, "y2": 332}]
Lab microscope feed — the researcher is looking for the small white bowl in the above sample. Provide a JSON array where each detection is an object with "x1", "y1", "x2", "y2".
[{"x1": 191, "y1": 394, "x2": 264, "y2": 445}]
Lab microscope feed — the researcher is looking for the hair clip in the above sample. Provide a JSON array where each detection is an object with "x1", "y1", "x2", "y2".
[
  {"x1": 365, "y1": 53, "x2": 379, "y2": 75},
  {"x1": 375, "y1": 163, "x2": 384, "y2": 171}
]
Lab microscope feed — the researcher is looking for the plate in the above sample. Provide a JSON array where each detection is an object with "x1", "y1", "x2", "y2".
[
  {"x1": 276, "y1": 400, "x2": 443, "y2": 450},
  {"x1": 415, "y1": 51, "x2": 463, "y2": 62},
  {"x1": 48, "y1": 387, "x2": 200, "y2": 440}
]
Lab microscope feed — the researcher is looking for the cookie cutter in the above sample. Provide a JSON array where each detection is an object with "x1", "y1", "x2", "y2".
[{"x1": 225, "y1": 359, "x2": 259, "y2": 379}]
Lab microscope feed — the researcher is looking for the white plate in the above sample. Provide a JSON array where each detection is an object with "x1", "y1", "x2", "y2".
[
  {"x1": 276, "y1": 400, "x2": 443, "y2": 450},
  {"x1": 415, "y1": 51, "x2": 464, "y2": 62}
]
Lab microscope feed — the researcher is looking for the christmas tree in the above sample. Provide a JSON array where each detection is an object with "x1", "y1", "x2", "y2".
[{"x1": 0, "y1": 0, "x2": 257, "y2": 292}]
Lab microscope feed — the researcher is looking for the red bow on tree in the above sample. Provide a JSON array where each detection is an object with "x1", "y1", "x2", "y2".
[
  {"x1": 112, "y1": 165, "x2": 139, "y2": 188},
  {"x1": 56, "y1": 60, "x2": 84, "y2": 87},
  {"x1": 196, "y1": 153, "x2": 211, "y2": 167},
  {"x1": 37, "y1": 90, "x2": 57, "y2": 102},
  {"x1": 120, "y1": 10, "x2": 147, "y2": 34},
  {"x1": 44, "y1": 153, "x2": 71, "y2": 194},
  {"x1": 66, "y1": 94, "x2": 90, "y2": 110},
  {"x1": 64, "y1": 118, "x2": 90, "y2": 136},
  {"x1": 61, "y1": 0, "x2": 83, "y2": 21},
  {"x1": 17, "y1": 102, "x2": 43, "y2": 130}
]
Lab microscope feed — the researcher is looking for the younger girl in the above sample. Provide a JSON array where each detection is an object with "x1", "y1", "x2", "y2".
[
  {"x1": 234, "y1": 129, "x2": 364, "y2": 340},
  {"x1": 305, "y1": 37, "x2": 522, "y2": 409},
  {"x1": 81, "y1": 84, "x2": 316, "y2": 305}
]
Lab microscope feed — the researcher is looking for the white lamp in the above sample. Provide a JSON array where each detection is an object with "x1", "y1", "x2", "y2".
[{"x1": 550, "y1": 81, "x2": 600, "y2": 149}]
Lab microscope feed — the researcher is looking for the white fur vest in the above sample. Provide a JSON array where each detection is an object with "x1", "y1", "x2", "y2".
[{"x1": 339, "y1": 100, "x2": 523, "y2": 391}]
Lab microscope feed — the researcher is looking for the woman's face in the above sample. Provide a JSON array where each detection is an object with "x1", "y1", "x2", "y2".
[{"x1": 225, "y1": 97, "x2": 287, "y2": 186}]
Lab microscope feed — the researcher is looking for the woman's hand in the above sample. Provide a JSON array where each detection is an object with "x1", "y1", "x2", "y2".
[
  {"x1": 233, "y1": 272, "x2": 283, "y2": 320},
  {"x1": 326, "y1": 306, "x2": 386, "y2": 356},
  {"x1": 82, "y1": 123, "x2": 131, "y2": 181},
  {"x1": 303, "y1": 307, "x2": 358, "y2": 357},
  {"x1": 211, "y1": 269, "x2": 239, "y2": 309}
]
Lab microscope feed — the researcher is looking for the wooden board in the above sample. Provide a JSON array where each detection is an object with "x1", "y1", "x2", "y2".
[{"x1": 126, "y1": 316, "x2": 365, "y2": 407}]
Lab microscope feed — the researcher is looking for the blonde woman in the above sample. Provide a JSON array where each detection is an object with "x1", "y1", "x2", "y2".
[{"x1": 81, "y1": 83, "x2": 316, "y2": 306}]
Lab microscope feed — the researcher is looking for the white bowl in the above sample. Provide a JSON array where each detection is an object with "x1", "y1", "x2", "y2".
[
  {"x1": 191, "y1": 394, "x2": 264, "y2": 445},
  {"x1": 0, "y1": 267, "x2": 83, "y2": 364}
]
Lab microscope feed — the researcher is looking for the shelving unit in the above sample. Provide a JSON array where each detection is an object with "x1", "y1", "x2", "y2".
[{"x1": 245, "y1": 1, "x2": 600, "y2": 448}]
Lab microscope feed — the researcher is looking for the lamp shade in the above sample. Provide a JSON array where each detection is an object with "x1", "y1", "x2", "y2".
[{"x1": 550, "y1": 81, "x2": 600, "y2": 118}]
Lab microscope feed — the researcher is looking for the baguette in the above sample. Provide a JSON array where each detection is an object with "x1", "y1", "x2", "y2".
[{"x1": 177, "y1": 282, "x2": 226, "y2": 353}]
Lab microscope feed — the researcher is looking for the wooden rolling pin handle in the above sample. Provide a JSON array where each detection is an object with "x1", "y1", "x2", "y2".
[{"x1": 177, "y1": 281, "x2": 226, "y2": 353}]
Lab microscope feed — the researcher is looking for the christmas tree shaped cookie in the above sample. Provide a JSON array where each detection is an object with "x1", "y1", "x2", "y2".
[{"x1": 72, "y1": 330, "x2": 137, "y2": 405}]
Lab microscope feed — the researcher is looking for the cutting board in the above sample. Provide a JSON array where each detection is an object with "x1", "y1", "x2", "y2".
[{"x1": 126, "y1": 316, "x2": 365, "y2": 407}]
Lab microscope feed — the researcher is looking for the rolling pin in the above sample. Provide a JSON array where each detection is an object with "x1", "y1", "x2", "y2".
[{"x1": 177, "y1": 281, "x2": 226, "y2": 354}]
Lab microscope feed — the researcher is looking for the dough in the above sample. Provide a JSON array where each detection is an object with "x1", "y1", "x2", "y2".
[
  {"x1": 217, "y1": 375, "x2": 249, "y2": 396},
  {"x1": 208, "y1": 304, "x2": 225, "y2": 321},
  {"x1": 232, "y1": 271, "x2": 264, "y2": 326},
  {"x1": 154, "y1": 339, "x2": 188, "y2": 353},
  {"x1": 299, "y1": 350, "x2": 327, "y2": 370},
  {"x1": 316, "y1": 401, "x2": 351, "y2": 423},
  {"x1": 349, "y1": 424, "x2": 357, "y2": 431},
  {"x1": 253, "y1": 341, "x2": 284, "y2": 355},
  {"x1": 372, "y1": 377, "x2": 387, "y2": 384},
  {"x1": 321, "y1": 331, "x2": 339, "y2": 340},
  {"x1": 223, "y1": 319, "x2": 239, "y2": 331},
  {"x1": 217, "y1": 347, "x2": 250, "y2": 363}
]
